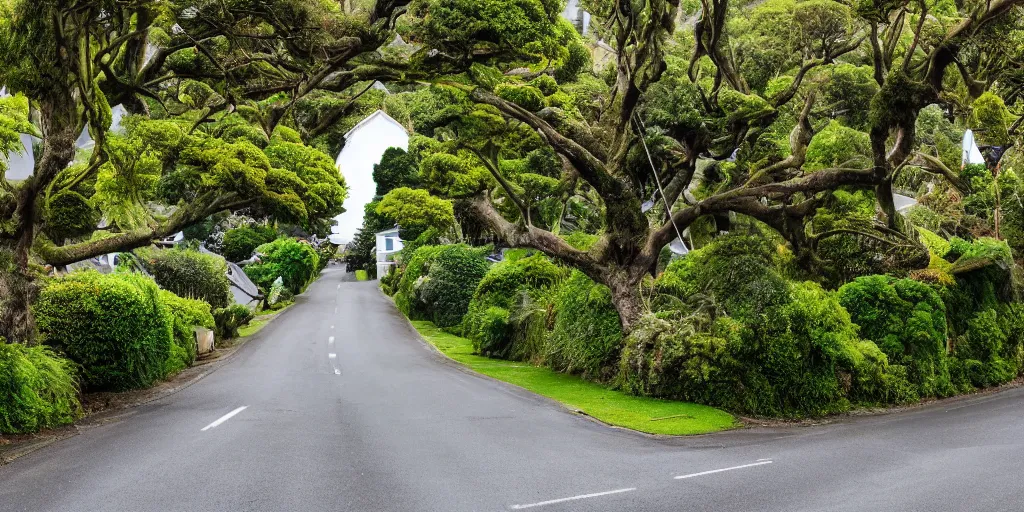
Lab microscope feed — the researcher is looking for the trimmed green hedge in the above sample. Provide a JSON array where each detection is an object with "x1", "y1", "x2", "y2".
[
  {"x1": 416, "y1": 245, "x2": 491, "y2": 328},
  {"x1": 838, "y1": 275, "x2": 952, "y2": 397},
  {"x1": 0, "y1": 341, "x2": 81, "y2": 434},
  {"x1": 160, "y1": 290, "x2": 214, "y2": 376},
  {"x1": 35, "y1": 271, "x2": 173, "y2": 392},
  {"x1": 545, "y1": 270, "x2": 623, "y2": 381},
  {"x1": 243, "y1": 238, "x2": 320, "y2": 295},
  {"x1": 393, "y1": 244, "x2": 491, "y2": 328},
  {"x1": 136, "y1": 246, "x2": 232, "y2": 309},
  {"x1": 464, "y1": 253, "x2": 565, "y2": 357},
  {"x1": 626, "y1": 235, "x2": 919, "y2": 417}
]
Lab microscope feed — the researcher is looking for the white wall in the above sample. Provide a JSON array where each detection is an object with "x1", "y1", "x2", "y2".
[{"x1": 333, "y1": 111, "x2": 409, "y2": 245}]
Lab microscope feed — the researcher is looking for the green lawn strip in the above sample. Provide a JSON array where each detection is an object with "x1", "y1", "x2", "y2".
[
  {"x1": 355, "y1": 270, "x2": 369, "y2": 281},
  {"x1": 237, "y1": 302, "x2": 294, "y2": 338},
  {"x1": 410, "y1": 320, "x2": 738, "y2": 436}
]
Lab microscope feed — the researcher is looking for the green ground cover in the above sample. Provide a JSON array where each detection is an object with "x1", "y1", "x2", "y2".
[{"x1": 411, "y1": 320, "x2": 738, "y2": 435}]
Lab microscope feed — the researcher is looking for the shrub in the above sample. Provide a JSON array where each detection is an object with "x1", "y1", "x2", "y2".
[
  {"x1": 244, "y1": 238, "x2": 320, "y2": 295},
  {"x1": 214, "y1": 304, "x2": 255, "y2": 339},
  {"x1": 619, "y1": 314, "x2": 743, "y2": 408},
  {"x1": 626, "y1": 280, "x2": 914, "y2": 417},
  {"x1": 159, "y1": 290, "x2": 215, "y2": 376},
  {"x1": 0, "y1": 341, "x2": 81, "y2": 434},
  {"x1": 136, "y1": 246, "x2": 232, "y2": 309},
  {"x1": 838, "y1": 275, "x2": 953, "y2": 397},
  {"x1": 463, "y1": 254, "x2": 565, "y2": 357},
  {"x1": 545, "y1": 270, "x2": 623, "y2": 381},
  {"x1": 34, "y1": 271, "x2": 173, "y2": 391},
  {"x1": 952, "y1": 309, "x2": 1018, "y2": 388},
  {"x1": 656, "y1": 234, "x2": 790, "y2": 321},
  {"x1": 417, "y1": 245, "x2": 491, "y2": 328},
  {"x1": 472, "y1": 307, "x2": 512, "y2": 357},
  {"x1": 221, "y1": 225, "x2": 278, "y2": 262},
  {"x1": 393, "y1": 244, "x2": 448, "y2": 319}
]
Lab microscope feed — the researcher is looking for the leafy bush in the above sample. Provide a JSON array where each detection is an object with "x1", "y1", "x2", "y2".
[
  {"x1": 838, "y1": 275, "x2": 953, "y2": 397},
  {"x1": 463, "y1": 253, "x2": 565, "y2": 357},
  {"x1": 214, "y1": 304, "x2": 255, "y2": 339},
  {"x1": 472, "y1": 307, "x2": 512, "y2": 357},
  {"x1": 244, "y1": 238, "x2": 320, "y2": 295},
  {"x1": 417, "y1": 245, "x2": 491, "y2": 328},
  {"x1": 35, "y1": 271, "x2": 173, "y2": 391},
  {"x1": 393, "y1": 244, "x2": 448, "y2": 319},
  {"x1": 0, "y1": 341, "x2": 81, "y2": 434},
  {"x1": 136, "y1": 246, "x2": 232, "y2": 309},
  {"x1": 545, "y1": 270, "x2": 623, "y2": 381},
  {"x1": 159, "y1": 290, "x2": 214, "y2": 375},
  {"x1": 221, "y1": 225, "x2": 278, "y2": 262},
  {"x1": 625, "y1": 279, "x2": 914, "y2": 417}
]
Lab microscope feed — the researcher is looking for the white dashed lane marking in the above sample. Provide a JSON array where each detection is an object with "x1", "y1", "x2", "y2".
[
  {"x1": 200, "y1": 406, "x2": 248, "y2": 432},
  {"x1": 510, "y1": 488, "x2": 636, "y2": 510}
]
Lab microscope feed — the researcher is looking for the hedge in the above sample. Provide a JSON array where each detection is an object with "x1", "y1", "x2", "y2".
[
  {"x1": 0, "y1": 341, "x2": 81, "y2": 434},
  {"x1": 545, "y1": 270, "x2": 623, "y2": 381},
  {"x1": 393, "y1": 244, "x2": 490, "y2": 328},
  {"x1": 243, "y1": 238, "x2": 320, "y2": 295},
  {"x1": 160, "y1": 290, "x2": 215, "y2": 376},
  {"x1": 838, "y1": 275, "x2": 953, "y2": 397},
  {"x1": 136, "y1": 246, "x2": 232, "y2": 309},
  {"x1": 463, "y1": 253, "x2": 565, "y2": 358},
  {"x1": 416, "y1": 245, "x2": 491, "y2": 328},
  {"x1": 34, "y1": 271, "x2": 173, "y2": 392}
]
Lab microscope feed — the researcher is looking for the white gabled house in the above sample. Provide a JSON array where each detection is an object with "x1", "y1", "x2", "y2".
[{"x1": 331, "y1": 109, "x2": 410, "y2": 246}]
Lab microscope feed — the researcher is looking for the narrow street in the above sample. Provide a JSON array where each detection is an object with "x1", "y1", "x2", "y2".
[{"x1": 3, "y1": 268, "x2": 1024, "y2": 512}]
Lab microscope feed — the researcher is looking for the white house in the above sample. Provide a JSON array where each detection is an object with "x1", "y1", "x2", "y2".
[
  {"x1": 331, "y1": 110, "x2": 409, "y2": 245},
  {"x1": 375, "y1": 226, "x2": 404, "y2": 278}
]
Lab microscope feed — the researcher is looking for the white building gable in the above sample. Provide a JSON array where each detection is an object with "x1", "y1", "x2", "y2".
[{"x1": 332, "y1": 110, "x2": 409, "y2": 245}]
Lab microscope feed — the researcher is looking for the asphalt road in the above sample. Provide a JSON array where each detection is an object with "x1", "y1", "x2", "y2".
[{"x1": 3, "y1": 267, "x2": 1024, "y2": 511}]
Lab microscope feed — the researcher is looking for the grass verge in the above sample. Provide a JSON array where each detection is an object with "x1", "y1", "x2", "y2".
[
  {"x1": 237, "y1": 302, "x2": 294, "y2": 338},
  {"x1": 411, "y1": 320, "x2": 738, "y2": 436},
  {"x1": 355, "y1": 269, "x2": 369, "y2": 281}
]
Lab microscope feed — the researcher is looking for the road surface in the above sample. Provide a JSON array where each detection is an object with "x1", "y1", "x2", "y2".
[{"x1": 3, "y1": 268, "x2": 1024, "y2": 511}]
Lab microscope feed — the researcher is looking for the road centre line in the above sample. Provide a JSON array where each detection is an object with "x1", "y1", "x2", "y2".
[
  {"x1": 675, "y1": 460, "x2": 773, "y2": 480},
  {"x1": 510, "y1": 488, "x2": 636, "y2": 509},
  {"x1": 200, "y1": 406, "x2": 248, "y2": 432},
  {"x1": 329, "y1": 353, "x2": 337, "y2": 359},
  {"x1": 328, "y1": 336, "x2": 335, "y2": 343}
]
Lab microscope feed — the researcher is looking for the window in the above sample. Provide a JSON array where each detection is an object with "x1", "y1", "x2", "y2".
[{"x1": 385, "y1": 237, "x2": 394, "y2": 251}]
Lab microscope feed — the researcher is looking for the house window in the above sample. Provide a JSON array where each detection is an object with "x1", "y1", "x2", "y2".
[{"x1": 385, "y1": 237, "x2": 394, "y2": 251}]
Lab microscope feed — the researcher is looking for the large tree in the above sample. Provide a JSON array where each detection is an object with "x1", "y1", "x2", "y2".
[
  {"x1": 0, "y1": 0, "x2": 415, "y2": 342},
  {"x1": 407, "y1": 0, "x2": 1024, "y2": 331}
]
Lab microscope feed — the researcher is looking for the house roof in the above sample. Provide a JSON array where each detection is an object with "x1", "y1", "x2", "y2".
[
  {"x1": 375, "y1": 226, "x2": 401, "y2": 236},
  {"x1": 343, "y1": 110, "x2": 408, "y2": 139}
]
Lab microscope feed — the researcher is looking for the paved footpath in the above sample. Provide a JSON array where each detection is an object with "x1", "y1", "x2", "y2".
[{"x1": 3, "y1": 268, "x2": 1024, "y2": 511}]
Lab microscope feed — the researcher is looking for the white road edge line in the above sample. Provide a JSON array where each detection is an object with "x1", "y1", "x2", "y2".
[
  {"x1": 200, "y1": 406, "x2": 248, "y2": 432},
  {"x1": 510, "y1": 488, "x2": 636, "y2": 510},
  {"x1": 675, "y1": 460, "x2": 772, "y2": 480}
]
